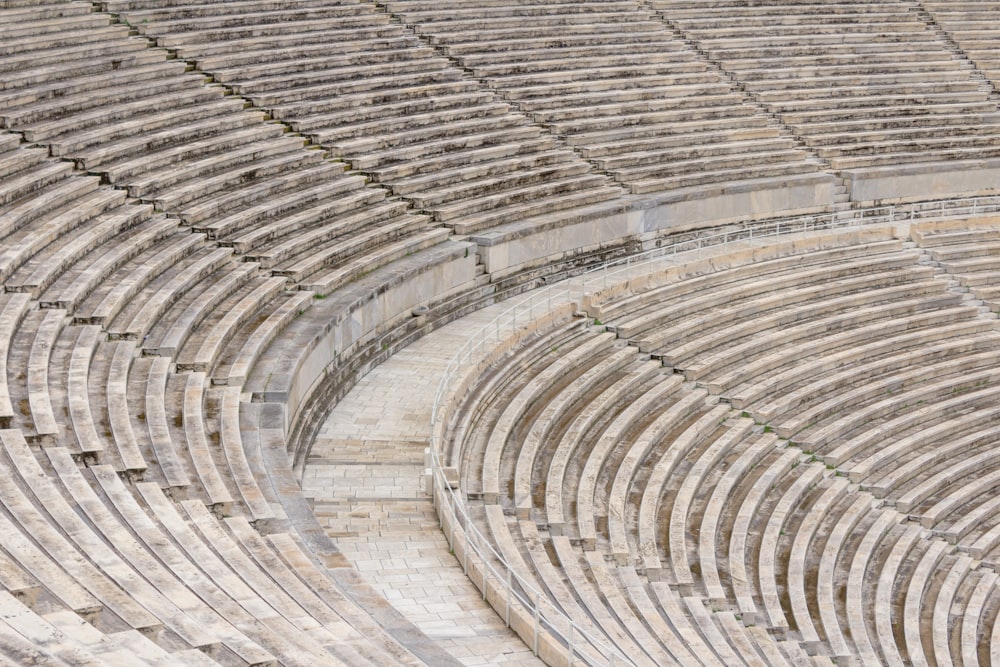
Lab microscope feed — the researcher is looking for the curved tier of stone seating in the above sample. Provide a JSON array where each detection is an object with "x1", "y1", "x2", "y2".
[
  {"x1": 448, "y1": 231, "x2": 1000, "y2": 665},
  {"x1": 650, "y1": 0, "x2": 1000, "y2": 171},
  {"x1": 100, "y1": 0, "x2": 626, "y2": 235},
  {"x1": 1, "y1": 2, "x2": 441, "y2": 299},
  {"x1": 0, "y1": 4, "x2": 469, "y2": 664},
  {"x1": 379, "y1": 0, "x2": 825, "y2": 198}
]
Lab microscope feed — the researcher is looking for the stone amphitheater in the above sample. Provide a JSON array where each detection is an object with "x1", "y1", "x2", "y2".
[{"x1": 9, "y1": 0, "x2": 1000, "y2": 665}]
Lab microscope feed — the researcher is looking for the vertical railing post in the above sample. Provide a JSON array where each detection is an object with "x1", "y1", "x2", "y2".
[
  {"x1": 505, "y1": 564, "x2": 512, "y2": 627},
  {"x1": 567, "y1": 621, "x2": 575, "y2": 667},
  {"x1": 533, "y1": 595, "x2": 541, "y2": 656}
]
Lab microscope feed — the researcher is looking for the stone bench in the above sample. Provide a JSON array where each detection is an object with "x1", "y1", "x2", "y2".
[
  {"x1": 247, "y1": 66, "x2": 464, "y2": 110},
  {"x1": 0, "y1": 60, "x2": 191, "y2": 127},
  {"x1": 340, "y1": 122, "x2": 541, "y2": 172},
  {"x1": 143, "y1": 262, "x2": 257, "y2": 357},
  {"x1": 147, "y1": 147, "x2": 323, "y2": 224},
  {"x1": 873, "y1": 421, "x2": 1000, "y2": 511},
  {"x1": 203, "y1": 40, "x2": 439, "y2": 87},
  {"x1": 468, "y1": 51, "x2": 706, "y2": 81},
  {"x1": 902, "y1": 539, "x2": 950, "y2": 667},
  {"x1": 481, "y1": 330, "x2": 615, "y2": 505},
  {"x1": 73, "y1": 227, "x2": 205, "y2": 326},
  {"x1": 222, "y1": 290, "x2": 313, "y2": 387},
  {"x1": 457, "y1": 41, "x2": 694, "y2": 73},
  {"x1": 728, "y1": 446, "x2": 803, "y2": 627},
  {"x1": 755, "y1": 80, "x2": 983, "y2": 106},
  {"x1": 101, "y1": 125, "x2": 285, "y2": 188},
  {"x1": 773, "y1": 336, "x2": 1000, "y2": 437},
  {"x1": 483, "y1": 66, "x2": 722, "y2": 93},
  {"x1": 825, "y1": 143, "x2": 1000, "y2": 171},
  {"x1": 515, "y1": 82, "x2": 739, "y2": 116},
  {"x1": 787, "y1": 476, "x2": 850, "y2": 655},
  {"x1": 679, "y1": 595, "x2": 753, "y2": 666},
  {"x1": 67, "y1": 325, "x2": 105, "y2": 458},
  {"x1": 547, "y1": 536, "x2": 666, "y2": 667},
  {"x1": 563, "y1": 111, "x2": 770, "y2": 149},
  {"x1": 758, "y1": 461, "x2": 829, "y2": 634},
  {"x1": 175, "y1": 276, "x2": 287, "y2": 373},
  {"x1": 105, "y1": 341, "x2": 147, "y2": 473},
  {"x1": 938, "y1": 493, "x2": 1000, "y2": 545},
  {"x1": 699, "y1": 432, "x2": 780, "y2": 605},
  {"x1": 186, "y1": 32, "x2": 422, "y2": 70},
  {"x1": 25, "y1": 307, "x2": 63, "y2": 445},
  {"x1": 45, "y1": 447, "x2": 286, "y2": 661},
  {"x1": 544, "y1": 361, "x2": 664, "y2": 535},
  {"x1": 512, "y1": 346, "x2": 638, "y2": 516},
  {"x1": 137, "y1": 11, "x2": 388, "y2": 49},
  {"x1": 703, "y1": 302, "x2": 974, "y2": 397},
  {"x1": 37, "y1": 216, "x2": 182, "y2": 321},
  {"x1": 614, "y1": 564, "x2": 711, "y2": 665},
  {"x1": 3, "y1": 193, "x2": 145, "y2": 299},
  {"x1": 0, "y1": 590, "x2": 133, "y2": 666},
  {"x1": 227, "y1": 54, "x2": 456, "y2": 99},
  {"x1": 231, "y1": 186, "x2": 395, "y2": 257},
  {"x1": 446, "y1": 182, "x2": 623, "y2": 236},
  {"x1": 297, "y1": 225, "x2": 449, "y2": 297},
  {"x1": 0, "y1": 293, "x2": 32, "y2": 427},
  {"x1": 646, "y1": 582, "x2": 730, "y2": 666},
  {"x1": 264, "y1": 209, "x2": 432, "y2": 279},
  {"x1": 820, "y1": 381, "x2": 1000, "y2": 471},
  {"x1": 845, "y1": 512, "x2": 901, "y2": 664},
  {"x1": 874, "y1": 524, "x2": 923, "y2": 666},
  {"x1": 373, "y1": 142, "x2": 569, "y2": 195},
  {"x1": 181, "y1": 372, "x2": 235, "y2": 511},
  {"x1": 406, "y1": 160, "x2": 594, "y2": 211},
  {"x1": 668, "y1": 416, "x2": 754, "y2": 594},
  {"x1": 920, "y1": 462, "x2": 1000, "y2": 530},
  {"x1": 596, "y1": 237, "x2": 905, "y2": 332},
  {"x1": 817, "y1": 494, "x2": 873, "y2": 659},
  {"x1": 215, "y1": 386, "x2": 275, "y2": 523},
  {"x1": 198, "y1": 174, "x2": 371, "y2": 244},
  {"x1": 218, "y1": 511, "x2": 416, "y2": 663},
  {"x1": 0, "y1": 175, "x2": 112, "y2": 279},
  {"x1": 580, "y1": 376, "x2": 702, "y2": 555},
  {"x1": 143, "y1": 356, "x2": 191, "y2": 490},
  {"x1": 0, "y1": 160, "x2": 76, "y2": 216},
  {"x1": 291, "y1": 87, "x2": 496, "y2": 136},
  {"x1": 511, "y1": 520, "x2": 623, "y2": 666},
  {"x1": 647, "y1": 268, "x2": 939, "y2": 366},
  {"x1": 932, "y1": 556, "x2": 974, "y2": 667},
  {"x1": 961, "y1": 570, "x2": 996, "y2": 667},
  {"x1": 748, "y1": 326, "x2": 1000, "y2": 422},
  {"x1": 636, "y1": 403, "x2": 729, "y2": 573},
  {"x1": 0, "y1": 499, "x2": 105, "y2": 622},
  {"x1": 109, "y1": 473, "x2": 356, "y2": 664},
  {"x1": 965, "y1": 518, "x2": 1000, "y2": 560},
  {"x1": 0, "y1": 429, "x2": 199, "y2": 644},
  {"x1": 66, "y1": 104, "x2": 266, "y2": 175},
  {"x1": 604, "y1": 375, "x2": 691, "y2": 559}
]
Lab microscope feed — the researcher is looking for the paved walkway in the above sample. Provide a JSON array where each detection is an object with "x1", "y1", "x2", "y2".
[
  {"x1": 298, "y1": 238, "x2": 777, "y2": 665},
  {"x1": 301, "y1": 297, "x2": 555, "y2": 667}
]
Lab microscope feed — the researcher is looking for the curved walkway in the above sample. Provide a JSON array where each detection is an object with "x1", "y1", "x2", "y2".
[{"x1": 301, "y1": 296, "x2": 562, "y2": 666}]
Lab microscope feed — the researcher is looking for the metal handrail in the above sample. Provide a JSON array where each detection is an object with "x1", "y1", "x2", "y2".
[{"x1": 427, "y1": 193, "x2": 1000, "y2": 665}]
